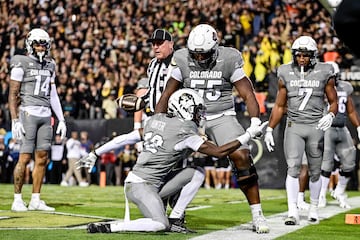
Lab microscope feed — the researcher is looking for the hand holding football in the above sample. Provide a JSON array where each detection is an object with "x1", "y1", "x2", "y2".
[{"x1": 117, "y1": 94, "x2": 145, "y2": 112}]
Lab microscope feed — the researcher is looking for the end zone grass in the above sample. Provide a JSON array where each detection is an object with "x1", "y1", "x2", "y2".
[{"x1": 0, "y1": 184, "x2": 359, "y2": 240}]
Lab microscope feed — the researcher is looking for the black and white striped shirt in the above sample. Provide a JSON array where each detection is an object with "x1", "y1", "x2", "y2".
[{"x1": 141, "y1": 53, "x2": 173, "y2": 113}]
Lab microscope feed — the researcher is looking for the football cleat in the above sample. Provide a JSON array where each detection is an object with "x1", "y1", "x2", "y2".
[
  {"x1": 284, "y1": 216, "x2": 299, "y2": 225},
  {"x1": 28, "y1": 200, "x2": 55, "y2": 211},
  {"x1": 308, "y1": 205, "x2": 319, "y2": 224},
  {"x1": 297, "y1": 200, "x2": 310, "y2": 211},
  {"x1": 332, "y1": 192, "x2": 351, "y2": 208},
  {"x1": 168, "y1": 218, "x2": 196, "y2": 234},
  {"x1": 252, "y1": 215, "x2": 270, "y2": 234},
  {"x1": 11, "y1": 199, "x2": 28, "y2": 212},
  {"x1": 87, "y1": 223, "x2": 111, "y2": 233}
]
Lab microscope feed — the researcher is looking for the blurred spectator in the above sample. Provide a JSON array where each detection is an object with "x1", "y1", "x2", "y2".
[
  {"x1": 80, "y1": 131, "x2": 94, "y2": 183},
  {"x1": 0, "y1": 0, "x2": 356, "y2": 124},
  {"x1": 118, "y1": 144, "x2": 137, "y2": 184},
  {"x1": 0, "y1": 134, "x2": 10, "y2": 183},
  {"x1": 62, "y1": 93, "x2": 77, "y2": 119},
  {"x1": 100, "y1": 150, "x2": 117, "y2": 186},
  {"x1": 102, "y1": 89, "x2": 119, "y2": 119},
  {"x1": 61, "y1": 131, "x2": 88, "y2": 187},
  {"x1": 49, "y1": 134, "x2": 67, "y2": 184}
]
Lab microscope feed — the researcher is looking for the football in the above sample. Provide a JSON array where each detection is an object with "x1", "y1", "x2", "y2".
[{"x1": 117, "y1": 94, "x2": 146, "y2": 112}]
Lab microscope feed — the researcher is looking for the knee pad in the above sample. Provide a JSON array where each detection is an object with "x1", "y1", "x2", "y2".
[
  {"x1": 233, "y1": 165, "x2": 258, "y2": 188},
  {"x1": 321, "y1": 170, "x2": 332, "y2": 178}
]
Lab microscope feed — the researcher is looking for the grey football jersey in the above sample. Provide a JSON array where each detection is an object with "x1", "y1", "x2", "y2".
[
  {"x1": 332, "y1": 80, "x2": 353, "y2": 127},
  {"x1": 132, "y1": 113, "x2": 201, "y2": 187},
  {"x1": 10, "y1": 55, "x2": 55, "y2": 107},
  {"x1": 172, "y1": 46, "x2": 243, "y2": 114},
  {"x1": 277, "y1": 62, "x2": 334, "y2": 124}
]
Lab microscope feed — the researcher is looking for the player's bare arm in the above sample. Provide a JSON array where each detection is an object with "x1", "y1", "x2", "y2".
[
  {"x1": 134, "y1": 88, "x2": 148, "y2": 126},
  {"x1": 346, "y1": 96, "x2": 360, "y2": 127},
  {"x1": 8, "y1": 79, "x2": 21, "y2": 119},
  {"x1": 198, "y1": 140, "x2": 241, "y2": 159},
  {"x1": 325, "y1": 77, "x2": 338, "y2": 116},
  {"x1": 155, "y1": 78, "x2": 180, "y2": 113},
  {"x1": 234, "y1": 77, "x2": 260, "y2": 118},
  {"x1": 268, "y1": 79, "x2": 287, "y2": 129}
]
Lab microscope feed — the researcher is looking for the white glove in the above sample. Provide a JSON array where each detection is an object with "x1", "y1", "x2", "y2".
[
  {"x1": 250, "y1": 117, "x2": 262, "y2": 127},
  {"x1": 264, "y1": 127, "x2": 275, "y2": 152},
  {"x1": 237, "y1": 121, "x2": 269, "y2": 144},
  {"x1": 357, "y1": 126, "x2": 360, "y2": 140},
  {"x1": 12, "y1": 119, "x2": 25, "y2": 140},
  {"x1": 247, "y1": 117, "x2": 263, "y2": 138},
  {"x1": 317, "y1": 112, "x2": 335, "y2": 131},
  {"x1": 56, "y1": 120, "x2": 67, "y2": 140},
  {"x1": 76, "y1": 151, "x2": 98, "y2": 173}
]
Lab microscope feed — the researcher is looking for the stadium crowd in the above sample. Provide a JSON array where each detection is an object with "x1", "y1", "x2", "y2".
[
  {"x1": 0, "y1": 0, "x2": 359, "y2": 189},
  {"x1": 0, "y1": 0, "x2": 357, "y2": 126}
]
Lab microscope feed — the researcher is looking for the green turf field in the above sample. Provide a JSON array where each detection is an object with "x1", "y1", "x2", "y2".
[{"x1": 0, "y1": 184, "x2": 359, "y2": 240}]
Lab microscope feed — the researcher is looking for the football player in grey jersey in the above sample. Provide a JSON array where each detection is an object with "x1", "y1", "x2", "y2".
[
  {"x1": 85, "y1": 88, "x2": 268, "y2": 233},
  {"x1": 318, "y1": 61, "x2": 360, "y2": 208},
  {"x1": 264, "y1": 36, "x2": 338, "y2": 225},
  {"x1": 79, "y1": 29, "x2": 207, "y2": 233},
  {"x1": 9, "y1": 28, "x2": 67, "y2": 212},
  {"x1": 155, "y1": 24, "x2": 270, "y2": 234}
]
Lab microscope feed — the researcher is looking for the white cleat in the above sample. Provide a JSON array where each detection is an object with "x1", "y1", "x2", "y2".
[
  {"x1": 308, "y1": 205, "x2": 319, "y2": 224},
  {"x1": 28, "y1": 200, "x2": 55, "y2": 211},
  {"x1": 332, "y1": 192, "x2": 351, "y2": 209},
  {"x1": 284, "y1": 215, "x2": 299, "y2": 225},
  {"x1": 318, "y1": 194, "x2": 327, "y2": 208},
  {"x1": 297, "y1": 200, "x2": 310, "y2": 211},
  {"x1": 11, "y1": 199, "x2": 28, "y2": 212},
  {"x1": 252, "y1": 215, "x2": 270, "y2": 234}
]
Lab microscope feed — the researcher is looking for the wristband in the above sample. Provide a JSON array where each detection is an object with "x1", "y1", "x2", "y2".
[
  {"x1": 134, "y1": 122, "x2": 142, "y2": 130},
  {"x1": 266, "y1": 127, "x2": 273, "y2": 132}
]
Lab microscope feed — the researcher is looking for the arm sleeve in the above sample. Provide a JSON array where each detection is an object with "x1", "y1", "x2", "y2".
[
  {"x1": 50, "y1": 81, "x2": 65, "y2": 121},
  {"x1": 10, "y1": 67, "x2": 24, "y2": 81}
]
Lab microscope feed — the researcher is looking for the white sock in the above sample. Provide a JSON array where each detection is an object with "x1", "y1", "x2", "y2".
[
  {"x1": 335, "y1": 175, "x2": 349, "y2": 195},
  {"x1": 298, "y1": 192, "x2": 305, "y2": 203},
  {"x1": 309, "y1": 178, "x2": 321, "y2": 205},
  {"x1": 169, "y1": 169, "x2": 205, "y2": 219},
  {"x1": 286, "y1": 175, "x2": 299, "y2": 209},
  {"x1": 95, "y1": 130, "x2": 141, "y2": 155},
  {"x1": 250, "y1": 203, "x2": 263, "y2": 220},
  {"x1": 31, "y1": 193, "x2": 40, "y2": 201},
  {"x1": 14, "y1": 193, "x2": 22, "y2": 201},
  {"x1": 320, "y1": 175, "x2": 330, "y2": 197},
  {"x1": 110, "y1": 218, "x2": 166, "y2": 232}
]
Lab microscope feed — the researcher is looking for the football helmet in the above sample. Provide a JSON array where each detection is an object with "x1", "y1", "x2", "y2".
[
  {"x1": 168, "y1": 88, "x2": 206, "y2": 126},
  {"x1": 291, "y1": 36, "x2": 318, "y2": 68},
  {"x1": 25, "y1": 28, "x2": 51, "y2": 62},
  {"x1": 187, "y1": 24, "x2": 219, "y2": 68}
]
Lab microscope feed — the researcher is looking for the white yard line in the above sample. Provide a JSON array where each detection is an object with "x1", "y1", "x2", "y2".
[{"x1": 190, "y1": 196, "x2": 360, "y2": 240}]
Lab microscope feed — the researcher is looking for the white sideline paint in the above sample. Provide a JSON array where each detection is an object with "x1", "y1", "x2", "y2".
[{"x1": 190, "y1": 196, "x2": 360, "y2": 240}]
